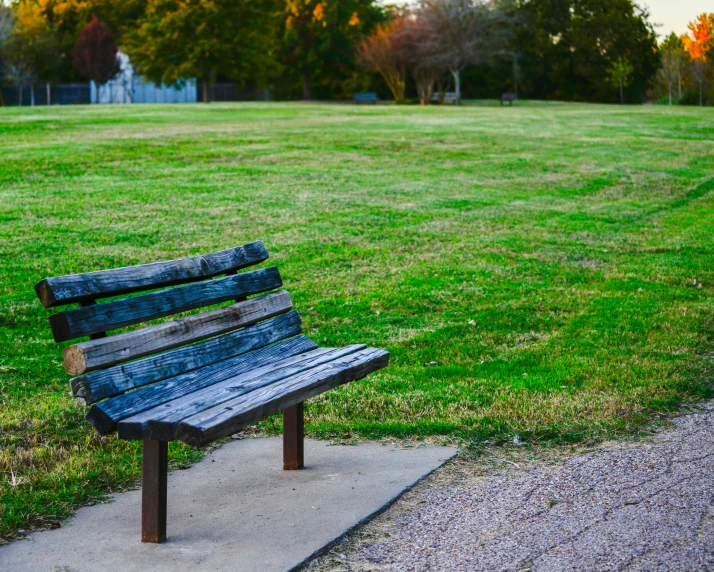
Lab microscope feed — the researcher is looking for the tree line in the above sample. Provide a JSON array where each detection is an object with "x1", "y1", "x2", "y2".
[{"x1": 0, "y1": 0, "x2": 712, "y2": 106}]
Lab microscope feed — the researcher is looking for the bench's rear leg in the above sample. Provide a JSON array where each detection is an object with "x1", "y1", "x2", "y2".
[
  {"x1": 283, "y1": 402, "x2": 304, "y2": 470},
  {"x1": 142, "y1": 438, "x2": 168, "y2": 543}
]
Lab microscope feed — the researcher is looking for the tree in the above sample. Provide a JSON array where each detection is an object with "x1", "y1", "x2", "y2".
[
  {"x1": 124, "y1": 0, "x2": 277, "y2": 103},
  {"x1": 608, "y1": 57, "x2": 633, "y2": 104},
  {"x1": 72, "y1": 15, "x2": 120, "y2": 102},
  {"x1": 507, "y1": 0, "x2": 658, "y2": 103},
  {"x1": 689, "y1": 59, "x2": 710, "y2": 106},
  {"x1": 0, "y1": 5, "x2": 13, "y2": 106},
  {"x1": 3, "y1": 57, "x2": 34, "y2": 106},
  {"x1": 659, "y1": 33, "x2": 685, "y2": 104},
  {"x1": 682, "y1": 13, "x2": 714, "y2": 106},
  {"x1": 511, "y1": 51, "x2": 521, "y2": 98},
  {"x1": 0, "y1": 6, "x2": 11, "y2": 52},
  {"x1": 26, "y1": 0, "x2": 143, "y2": 82},
  {"x1": 569, "y1": 0, "x2": 658, "y2": 103},
  {"x1": 418, "y1": 0, "x2": 507, "y2": 106},
  {"x1": 400, "y1": 14, "x2": 445, "y2": 104},
  {"x1": 2, "y1": 1, "x2": 62, "y2": 106},
  {"x1": 7, "y1": 0, "x2": 63, "y2": 106},
  {"x1": 682, "y1": 13, "x2": 714, "y2": 60},
  {"x1": 356, "y1": 18, "x2": 409, "y2": 101},
  {"x1": 281, "y1": 0, "x2": 385, "y2": 100}
]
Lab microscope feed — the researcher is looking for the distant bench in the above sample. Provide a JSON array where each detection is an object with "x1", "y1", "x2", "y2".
[
  {"x1": 353, "y1": 92, "x2": 380, "y2": 104},
  {"x1": 431, "y1": 92, "x2": 458, "y2": 104},
  {"x1": 500, "y1": 93, "x2": 517, "y2": 106},
  {"x1": 35, "y1": 241, "x2": 389, "y2": 543}
]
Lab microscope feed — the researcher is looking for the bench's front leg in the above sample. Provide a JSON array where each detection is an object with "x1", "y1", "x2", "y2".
[
  {"x1": 283, "y1": 402, "x2": 304, "y2": 470},
  {"x1": 142, "y1": 438, "x2": 168, "y2": 543}
]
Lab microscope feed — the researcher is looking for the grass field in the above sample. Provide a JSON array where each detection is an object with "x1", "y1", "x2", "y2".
[{"x1": 1, "y1": 101, "x2": 713, "y2": 540}]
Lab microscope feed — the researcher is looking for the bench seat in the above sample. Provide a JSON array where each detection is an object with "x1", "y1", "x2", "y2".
[
  {"x1": 35, "y1": 241, "x2": 389, "y2": 543},
  {"x1": 113, "y1": 343, "x2": 387, "y2": 444}
]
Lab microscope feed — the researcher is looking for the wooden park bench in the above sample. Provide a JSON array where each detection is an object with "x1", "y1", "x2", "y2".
[
  {"x1": 35, "y1": 241, "x2": 389, "y2": 544},
  {"x1": 353, "y1": 92, "x2": 379, "y2": 104}
]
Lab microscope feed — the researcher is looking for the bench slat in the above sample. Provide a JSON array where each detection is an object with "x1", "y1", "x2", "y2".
[
  {"x1": 115, "y1": 345, "x2": 366, "y2": 440},
  {"x1": 49, "y1": 266, "x2": 282, "y2": 342},
  {"x1": 88, "y1": 336, "x2": 319, "y2": 435},
  {"x1": 63, "y1": 291, "x2": 292, "y2": 375},
  {"x1": 175, "y1": 347, "x2": 389, "y2": 447},
  {"x1": 35, "y1": 241, "x2": 268, "y2": 308},
  {"x1": 71, "y1": 310, "x2": 303, "y2": 404}
]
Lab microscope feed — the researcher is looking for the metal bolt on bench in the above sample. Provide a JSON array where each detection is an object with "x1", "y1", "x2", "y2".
[{"x1": 35, "y1": 241, "x2": 389, "y2": 543}]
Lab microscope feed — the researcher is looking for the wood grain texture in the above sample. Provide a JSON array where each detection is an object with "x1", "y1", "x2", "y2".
[
  {"x1": 78, "y1": 299, "x2": 108, "y2": 341},
  {"x1": 62, "y1": 291, "x2": 292, "y2": 375},
  {"x1": 35, "y1": 241, "x2": 268, "y2": 308},
  {"x1": 175, "y1": 348, "x2": 389, "y2": 447},
  {"x1": 87, "y1": 336, "x2": 318, "y2": 435},
  {"x1": 115, "y1": 345, "x2": 365, "y2": 440},
  {"x1": 71, "y1": 310, "x2": 303, "y2": 404},
  {"x1": 49, "y1": 266, "x2": 281, "y2": 342}
]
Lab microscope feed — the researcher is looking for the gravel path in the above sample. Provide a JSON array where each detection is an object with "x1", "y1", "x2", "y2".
[{"x1": 309, "y1": 403, "x2": 714, "y2": 571}]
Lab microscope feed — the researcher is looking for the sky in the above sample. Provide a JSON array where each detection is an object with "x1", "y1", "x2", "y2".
[
  {"x1": 642, "y1": 0, "x2": 711, "y2": 38},
  {"x1": 397, "y1": 0, "x2": 711, "y2": 40}
]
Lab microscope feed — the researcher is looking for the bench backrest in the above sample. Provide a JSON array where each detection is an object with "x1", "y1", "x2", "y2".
[
  {"x1": 35, "y1": 241, "x2": 311, "y2": 405},
  {"x1": 501, "y1": 93, "x2": 517, "y2": 101},
  {"x1": 431, "y1": 92, "x2": 457, "y2": 102},
  {"x1": 353, "y1": 92, "x2": 378, "y2": 101}
]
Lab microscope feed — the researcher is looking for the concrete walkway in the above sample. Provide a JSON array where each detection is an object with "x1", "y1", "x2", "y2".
[
  {"x1": 0, "y1": 438, "x2": 455, "y2": 572},
  {"x1": 310, "y1": 402, "x2": 714, "y2": 571}
]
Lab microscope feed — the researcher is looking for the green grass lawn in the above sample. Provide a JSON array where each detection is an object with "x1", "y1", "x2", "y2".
[{"x1": 1, "y1": 101, "x2": 713, "y2": 540}]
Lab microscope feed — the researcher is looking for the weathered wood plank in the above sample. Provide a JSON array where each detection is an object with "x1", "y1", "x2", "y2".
[
  {"x1": 50, "y1": 266, "x2": 282, "y2": 342},
  {"x1": 71, "y1": 310, "x2": 303, "y2": 404},
  {"x1": 62, "y1": 291, "x2": 292, "y2": 375},
  {"x1": 175, "y1": 348, "x2": 389, "y2": 447},
  {"x1": 115, "y1": 345, "x2": 366, "y2": 440},
  {"x1": 35, "y1": 241, "x2": 268, "y2": 308},
  {"x1": 88, "y1": 336, "x2": 319, "y2": 435},
  {"x1": 78, "y1": 299, "x2": 108, "y2": 341}
]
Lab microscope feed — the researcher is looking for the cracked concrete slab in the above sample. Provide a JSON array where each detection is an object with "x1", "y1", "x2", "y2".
[
  {"x1": 0, "y1": 438, "x2": 456, "y2": 572},
  {"x1": 310, "y1": 403, "x2": 714, "y2": 571}
]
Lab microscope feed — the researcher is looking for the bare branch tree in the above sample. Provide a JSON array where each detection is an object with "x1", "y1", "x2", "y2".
[
  {"x1": 412, "y1": 56, "x2": 442, "y2": 104},
  {"x1": 4, "y1": 59, "x2": 35, "y2": 106},
  {"x1": 658, "y1": 33, "x2": 686, "y2": 105},
  {"x1": 659, "y1": 51, "x2": 683, "y2": 105},
  {"x1": 394, "y1": 15, "x2": 445, "y2": 104},
  {"x1": 689, "y1": 58, "x2": 710, "y2": 106},
  {"x1": 417, "y1": 0, "x2": 505, "y2": 105}
]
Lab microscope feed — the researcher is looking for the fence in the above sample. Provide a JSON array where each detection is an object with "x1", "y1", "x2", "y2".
[
  {"x1": 0, "y1": 81, "x2": 272, "y2": 106},
  {"x1": 131, "y1": 77, "x2": 197, "y2": 104},
  {"x1": 0, "y1": 84, "x2": 90, "y2": 106}
]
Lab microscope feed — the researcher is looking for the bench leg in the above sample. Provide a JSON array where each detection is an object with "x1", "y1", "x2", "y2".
[
  {"x1": 283, "y1": 402, "x2": 304, "y2": 470},
  {"x1": 142, "y1": 438, "x2": 168, "y2": 543}
]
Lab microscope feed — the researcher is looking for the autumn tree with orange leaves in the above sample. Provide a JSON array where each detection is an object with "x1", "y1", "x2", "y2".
[{"x1": 356, "y1": 18, "x2": 409, "y2": 101}]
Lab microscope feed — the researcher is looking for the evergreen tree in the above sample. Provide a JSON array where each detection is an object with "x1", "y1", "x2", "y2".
[{"x1": 124, "y1": 0, "x2": 278, "y2": 102}]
